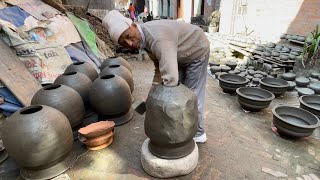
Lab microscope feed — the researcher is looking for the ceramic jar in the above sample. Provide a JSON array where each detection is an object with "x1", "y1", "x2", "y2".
[
  {"x1": 65, "y1": 62, "x2": 98, "y2": 81},
  {"x1": 145, "y1": 84, "x2": 198, "y2": 159},
  {"x1": 54, "y1": 72, "x2": 92, "y2": 105},
  {"x1": 100, "y1": 56, "x2": 132, "y2": 72},
  {"x1": 31, "y1": 84, "x2": 85, "y2": 128},
  {"x1": 100, "y1": 65, "x2": 134, "y2": 93},
  {"x1": 3, "y1": 105, "x2": 73, "y2": 180},
  {"x1": 89, "y1": 74, "x2": 132, "y2": 125}
]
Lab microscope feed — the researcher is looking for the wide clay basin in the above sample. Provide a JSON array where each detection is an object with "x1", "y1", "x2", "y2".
[
  {"x1": 259, "y1": 78, "x2": 288, "y2": 97},
  {"x1": 272, "y1": 106, "x2": 320, "y2": 138},
  {"x1": 218, "y1": 74, "x2": 249, "y2": 93},
  {"x1": 236, "y1": 87, "x2": 275, "y2": 111},
  {"x1": 299, "y1": 95, "x2": 320, "y2": 119}
]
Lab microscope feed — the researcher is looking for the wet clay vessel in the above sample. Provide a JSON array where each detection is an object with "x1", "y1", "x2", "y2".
[
  {"x1": 259, "y1": 78, "x2": 289, "y2": 97},
  {"x1": 78, "y1": 121, "x2": 115, "y2": 138},
  {"x1": 309, "y1": 82, "x2": 320, "y2": 94},
  {"x1": 100, "y1": 56, "x2": 132, "y2": 72},
  {"x1": 272, "y1": 106, "x2": 320, "y2": 138},
  {"x1": 287, "y1": 81, "x2": 296, "y2": 91},
  {"x1": 299, "y1": 95, "x2": 320, "y2": 119},
  {"x1": 226, "y1": 61, "x2": 237, "y2": 70},
  {"x1": 31, "y1": 84, "x2": 85, "y2": 128},
  {"x1": 210, "y1": 66, "x2": 221, "y2": 74},
  {"x1": 65, "y1": 62, "x2": 98, "y2": 82},
  {"x1": 54, "y1": 72, "x2": 92, "y2": 105},
  {"x1": 236, "y1": 87, "x2": 275, "y2": 111},
  {"x1": 145, "y1": 83, "x2": 198, "y2": 159},
  {"x1": 100, "y1": 65, "x2": 134, "y2": 93},
  {"x1": 296, "y1": 88, "x2": 315, "y2": 96},
  {"x1": 89, "y1": 75, "x2": 132, "y2": 125},
  {"x1": 295, "y1": 77, "x2": 310, "y2": 87},
  {"x1": 218, "y1": 74, "x2": 250, "y2": 93},
  {"x1": 282, "y1": 72, "x2": 296, "y2": 81},
  {"x1": 2, "y1": 105, "x2": 74, "y2": 179}
]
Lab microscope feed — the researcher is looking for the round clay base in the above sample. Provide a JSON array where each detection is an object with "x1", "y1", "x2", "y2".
[
  {"x1": 98, "y1": 107, "x2": 133, "y2": 126},
  {"x1": 20, "y1": 152, "x2": 77, "y2": 180},
  {"x1": 141, "y1": 138, "x2": 199, "y2": 178},
  {"x1": 87, "y1": 137, "x2": 114, "y2": 151}
]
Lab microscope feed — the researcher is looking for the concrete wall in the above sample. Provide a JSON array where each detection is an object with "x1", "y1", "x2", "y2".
[
  {"x1": 63, "y1": 0, "x2": 115, "y2": 10},
  {"x1": 219, "y1": 0, "x2": 320, "y2": 42}
]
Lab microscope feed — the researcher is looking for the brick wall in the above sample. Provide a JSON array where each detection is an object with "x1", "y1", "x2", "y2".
[{"x1": 219, "y1": 0, "x2": 320, "y2": 42}]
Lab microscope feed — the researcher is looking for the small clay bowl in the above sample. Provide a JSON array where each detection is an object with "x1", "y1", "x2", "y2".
[
  {"x1": 282, "y1": 72, "x2": 296, "y2": 81},
  {"x1": 299, "y1": 95, "x2": 320, "y2": 119},
  {"x1": 296, "y1": 88, "x2": 315, "y2": 96},
  {"x1": 254, "y1": 74, "x2": 263, "y2": 79},
  {"x1": 239, "y1": 68, "x2": 247, "y2": 72},
  {"x1": 311, "y1": 72, "x2": 320, "y2": 79},
  {"x1": 259, "y1": 78, "x2": 289, "y2": 97},
  {"x1": 248, "y1": 70, "x2": 256, "y2": 76},
  {"x1": 238, "y1": 73, "x2": 246, "y2": 77},
  {"x1": 228, "y1": 70, "x2": 236, "y2": 74},
  {"x1": 289, "y1": 54, "x2": 296, "y2": 60},
  {"x1": 226, "y1": 61, "x2": 237, "y2": 70},
  {"x1": 221, "y1": 66, "x2": 231, "y2": 72},
  {"x1": 218, "y1": 74, "x2": 250, "y2": 93},
  {"x1": 252, "y1": 78, "x2": 260, "y2": 84},
  {"x1": 261, "y1": 72, "x2": 268, "y2": 77},
  {"x1": 248, "y1": 66, "x2": 254, "y2": 70},
  {"x1": 287, "y1": 81, "x2": 296, "y2": 91},
  {"x1": 78, "y1": 121, "x2": 115, "y2": 138},
  {"x1": 271, "y1": 51, "x2": 280, "y2": 57},
  {"x1": 210, "y1": 66, "x2": 221, "y2": 74},
  {"x1": 272, "y1": 106, "x2": 320, "y2": 138},
  {"x1": 267, "y1": 75, "x2": 274, "y2": 78},
  {"x1": 309, "y1": 82, "x2": 320, "y2": 94},
  {"x1": 295, "y1": 77, "x2": 310, "y2": 87},
  {"x1": 246, "y1": 75, "x2": 253, "y2": 80},
  {"x1": 233, "y1": 69, "x2": 241, "y2": 74},
  {"x1": 236, "y1": 87, "x2": 275, "y2": 111},
  {"x1": 209, "y1": 61, "x2": 220, "y2": 67},
  {"x1": 279, "y1": 54, "x2": 289, "y2": 60},
  {"x1": 263, "y1": 51, "x2": 271, "y2": 57}
]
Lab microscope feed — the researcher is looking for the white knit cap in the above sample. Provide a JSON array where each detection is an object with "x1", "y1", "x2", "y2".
[{"x1": 102, "y1": 10, "x2": 132, "y2": 43}]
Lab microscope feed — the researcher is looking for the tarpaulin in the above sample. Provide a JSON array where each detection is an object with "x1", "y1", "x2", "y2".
[
  {"x1": 0, "y1": 88, "x2": 23, "y2": 117},
  {"x1": 0, "y1": 6, "x2": 30, "y2": 27}
]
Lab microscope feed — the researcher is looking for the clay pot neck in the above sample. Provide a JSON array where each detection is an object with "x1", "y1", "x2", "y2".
[
  {"x1": 109, "y1": 65, "x2": 120, "y2": 68},
  {"x1": 73, "y1": 62, "x2": 85, "y2": 65},
  {"x1": 44, "y1": 84, "x2": 61, "y2": 90},
  {"x1": 63, "y1": 72, "x2": 77, "y2": 76},
  {"x1": 100, "y1": 75, "x2": 115, "y2": 80},
  {"x1": 20, "y1": 105, "x2": 43, "y2": 115}
]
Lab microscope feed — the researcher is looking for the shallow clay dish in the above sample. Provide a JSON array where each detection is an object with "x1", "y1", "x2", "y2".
[{"x1": 78, "y1": 121, "x2": 115, "y2": 138}]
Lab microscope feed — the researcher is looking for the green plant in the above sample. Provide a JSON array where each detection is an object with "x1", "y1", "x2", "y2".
[{"x1": 301, "y1": 24, "x2": 320, "y2": 67}]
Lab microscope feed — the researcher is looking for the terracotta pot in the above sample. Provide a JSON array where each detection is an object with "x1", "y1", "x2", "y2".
[
  {"x1": 145, "y1": 83, "x2": 198, "y2": 159},
  {"x1": 2, "y1": 105, "x2": 74, "y2": 179},
  {"x1": 273, "y1": 106, "x2": 320, "y2": 138},
  {"x1": 236, "y1": 87, "x2": 275, "y2": 111},
  {"x1": 89, "y1": 75, "x2": 132, "y2": 125},
  {"x1": 79, "y1": 130, "x2": 114, "y2": 147},
  {"x1": 65, "y1": 62, "x2": 98, "y2": 82},
  {"x1": 31, "y1": 84, "x2": 85, "y2": 128},
  {"x1": 100, "y1": 65, "x2": 134, "y2": 93},
  {"x1": 54, "y1": 72, "x2": 92, "y2": 105},
  {"x1": 78, "y1": 121, "x2": 115, "y2": 138},
  {"x1": 100, "y1": 56, "x2": 132, "y2": 72}
]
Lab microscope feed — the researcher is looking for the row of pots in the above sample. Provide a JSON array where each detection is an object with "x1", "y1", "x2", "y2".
[
  {"x1": 2, "y1": 56, "x2": 134, "y2": 179},
  {"x1": 281, "y1": 72, "x2": 320, "y2": 96}
]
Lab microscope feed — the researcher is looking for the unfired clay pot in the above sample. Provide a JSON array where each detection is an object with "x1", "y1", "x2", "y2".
[
  {"x1": 145, "y1": 84, "x2": 198, "y2": 159},
  {"x1": 89, "y1": 74, "x2": 132, "y2": 125},
  {"x1": 54, "y1": 72, "x2": 92, "y2": 105},
  {"x1": 100, "y1": 56, "x2": 132, "y2": 72},
  {"x1": 100, "y1": 65, "x2": 134, "y2": 93},
  {"x1": 3, "y1": 105, "x2": 74, "y2": 180},
  {"x1": 31, "y1": 84, "x2": 85, "y2": 128},
  {"x1": 65, "y1": 62, "x2": 98, "y2": 82}
]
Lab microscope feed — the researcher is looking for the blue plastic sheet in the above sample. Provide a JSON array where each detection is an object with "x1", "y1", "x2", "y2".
[
  {"x1": 0, "y1": 6, "x2": 30, "y2": 27},
  {"x1": 0, "y1": 88, "x2": 23, "y2": 117}
]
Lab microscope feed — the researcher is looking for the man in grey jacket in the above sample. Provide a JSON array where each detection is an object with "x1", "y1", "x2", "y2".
[{"x1": 103, "y1": 10, "x2": 210, "y2": 143}]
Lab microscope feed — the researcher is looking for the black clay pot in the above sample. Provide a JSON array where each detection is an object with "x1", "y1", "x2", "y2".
[
  {"x1": 100, "y1": 56, "x2": 132, "y2": 72},
  {"x1": 65, "y1": 62, "x2": 98, "y2": 82},
  {"x1": 54, "y1": 72, "x2": 92, "y2": 105},
  {"x1": 287, "y1": 81, "x2": 296, "y2": 91},
  {"x1": 100, "y1": 65, "x2": 134, "y2": 93},
  {"x1": 295, "y1": 77, "x2": 310, "y2": 87},
  {"x1": 3, "y1": 105, "x2": 74, "y2": 179},
  {"x1": 282, "y1": 72, "x2": 296, "y2": 81},
  {"x1": 296, "y1": 88, "x2": 315, "y2": 96},
  {"x1": 89, "y1": 74, "x2": 132, "y2": 125},
  {"x1": 299, "y1": 95, "x2": 320, "y2": 119},
  {"x1": 31, "y1": 84, "x2": 85, "y2": 128},
  {"x1": 218, "y1": 74, "x2": 250, "y2": 93},
  {"x1": 259, "y1": 78, "x2": 288, "y2": 97},
  {"x1": 145, "y1": 83, "x2": 198, "y2": 159},
  {"x1": 309, "y1": 82, "x2": 320, "y2": 94},
  {"x1": 272, "y1": 106, "x2": 320, "y2": 139},
  {"x1": 226, "y1": 61, "x2": 237, "y2": 70},
  {"x1": 236, "y1": 87, "x2": 275, "y2": 111}
]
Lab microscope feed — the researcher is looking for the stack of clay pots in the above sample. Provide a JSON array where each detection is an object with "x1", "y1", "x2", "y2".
[
  {"x1": 91, "y1": 56, "x2": 134, "y2": 126},
  {"x1": 78, "y1": 121, "x2": 115, "y2": 150}
]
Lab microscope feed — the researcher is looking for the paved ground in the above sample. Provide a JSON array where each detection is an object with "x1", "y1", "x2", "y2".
[{"x1": 0, "y1": 57, "x2": 320, "y2": 179}]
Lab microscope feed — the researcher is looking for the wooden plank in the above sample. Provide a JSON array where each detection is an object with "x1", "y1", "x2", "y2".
[
  {"x1": 0, "y1": 39, "x2": 42, "y2": 106},
  {"x1": 229, "y1": 44, "x2": 252, "y2": 57},
  {"x1": 288, "y1": 39, "x2": 305, "y2": 45}
]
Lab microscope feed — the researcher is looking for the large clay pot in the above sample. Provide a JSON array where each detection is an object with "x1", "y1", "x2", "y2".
[
  {"x1": 31, "y1": 84, "x2": 85, "y2": 128},
  {"x1": 89, "y1": 74, "x2": 132, "y2": 125},
  {"x1": 145, "y1": 84, "x2": 198, "y2": 159},
  {"x1": 100, "y1": 65, "x2": 134, "y2": 93},
  {"x1": 54, "y1": 72, "x2": 92, "y2": 104},
  {"x1": 100, "y1": 56, "x2": 132, "y2": 72},
  {"x1": 2, "y1": 105, "x2": 74, "y2": 179},
  {"x1": 65, "y1": 62, "x2": 98, "y2": 82}
]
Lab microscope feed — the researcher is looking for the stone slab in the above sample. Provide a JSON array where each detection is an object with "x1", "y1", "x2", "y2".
[{"x1": 141, "y1": 138, "x2": 199, "y2": 178}]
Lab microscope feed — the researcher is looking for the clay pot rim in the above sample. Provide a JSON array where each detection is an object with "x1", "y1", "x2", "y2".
[
  {"x1": 236, "y1": 87, "x2": 275, "y2": 102},
  {"x1": 100, "y1": 74, "x2": 115, "y2": 80},
  {"x1": 62, "y1": 71, "x2": 78, "y2": 76},
  {"x1": 43, "y1": 84, "x2": 62, "y2": 90},
  {"x1": 272, "y1": 106, "x2": 320, "y2": 129},
  {"x1": 108, "y1": 64, "x2": 121, "y2": 68},
  {"x1": 19, "y1": 105, "x2": 43, "y2": 115},
  {"x1": 259, "y1": 78, "x2": 289, "y2": 88},
  {"x1": 299, "y1": 95, "x2": 320, "y2": 111},
  {"x1": 73, "y1": 62, "x2": 85, "y2": 65},
  {"x1": 218, "y1": 74, "x2": 250, "y2": 85}
]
